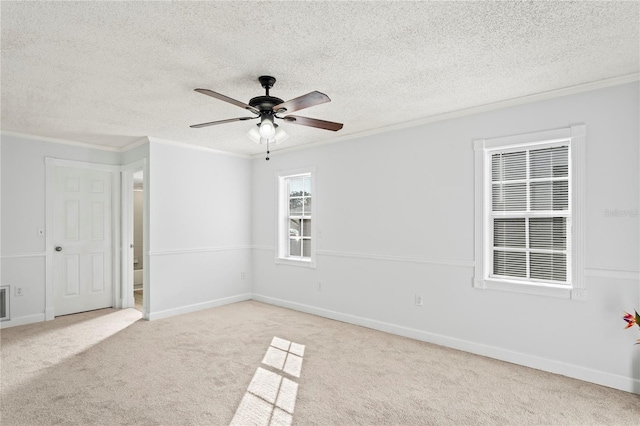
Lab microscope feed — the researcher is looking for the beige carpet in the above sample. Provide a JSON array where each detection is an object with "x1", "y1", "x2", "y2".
[{"x1": 1, "y1": 300, "x2": 639, "y2": 425}]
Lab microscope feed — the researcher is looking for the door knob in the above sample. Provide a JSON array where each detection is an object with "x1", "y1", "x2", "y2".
[{"x1": 55, "y1": 246, "x2": 62, "y2": 252}]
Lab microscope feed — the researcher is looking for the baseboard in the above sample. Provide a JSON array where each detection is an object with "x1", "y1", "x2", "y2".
[
  {"x1": 0, "y1": 293, "x2": 253, "y2": 326},
  {"x1": 0, "y1": 313, "x2": 46, "y2": 329},
  {"x1": 148, "y1": 293, "x2": 252, "y2": 321},
  {"x1": 251, "y1": 293, "x2": 640, "y2": 395}
]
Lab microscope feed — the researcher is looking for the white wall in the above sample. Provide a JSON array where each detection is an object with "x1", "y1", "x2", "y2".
[
  {"x1": 147, "y1": 141, "x2": 252, "y2": 319},
  {"x1": 0, "y1": 134, "x2": 253, "y2": 325},
  {"x1": 251, "y1": 82, "x2": 640, "y2": 393},
  {"x1": 0, "y1": 133, "x2": 121, "y2": 326}
]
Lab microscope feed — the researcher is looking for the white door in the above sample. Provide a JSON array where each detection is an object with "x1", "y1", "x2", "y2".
[{"x1": 53, "y1": 166, "x2": 113, "y2": 316}]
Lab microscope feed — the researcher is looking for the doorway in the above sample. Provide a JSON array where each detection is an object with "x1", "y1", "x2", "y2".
[
  {"x1": 45, "y1": 158, "x2": 119, "y2": 320},
  {"x1": 121, "y1": 159, "x2": 148, "y2": 318},
  {"x1": 132, "y1": 170, "x2": 144, "y2": 312}
]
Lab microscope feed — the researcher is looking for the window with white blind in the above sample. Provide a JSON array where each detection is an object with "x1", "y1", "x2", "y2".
[
  {"x1": 474, "y1": 126, "x2": 585, "y2": 299},
  {"x1": 492, "y1": 146, "x2": 569, "y2": 282},
  {"x1": 276, "y1": 167, "x2": 316, "y2": 268}
]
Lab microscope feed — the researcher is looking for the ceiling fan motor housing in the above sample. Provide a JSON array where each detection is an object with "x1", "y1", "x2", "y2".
[
  {"x1": 250, "y1": 75, "x2": 284, "y2": 117},
  {"x1": 249, "y1": 95, "x2": 284, "y2": 114}
]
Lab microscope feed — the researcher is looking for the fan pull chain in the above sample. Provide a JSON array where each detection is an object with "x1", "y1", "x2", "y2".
[{"x1": 266, "y1": 139, "x2": 270, "y2": 161}]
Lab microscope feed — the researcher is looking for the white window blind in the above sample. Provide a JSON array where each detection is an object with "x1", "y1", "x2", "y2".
[{"x1": 491, "y1": 145, "x2": 570, "y2": 284}]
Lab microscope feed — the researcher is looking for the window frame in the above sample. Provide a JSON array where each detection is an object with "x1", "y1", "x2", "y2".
[
  {"x1": 474, "y1": 125, "x2": 586, "y2": 299},
  {"x1": 276, "y1": 166, "x2": 317, "y2": 268}
]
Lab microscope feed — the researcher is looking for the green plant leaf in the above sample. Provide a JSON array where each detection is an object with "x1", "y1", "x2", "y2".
[{"x1": 635, "y1": 310, "x2": 640, "y2": 325}]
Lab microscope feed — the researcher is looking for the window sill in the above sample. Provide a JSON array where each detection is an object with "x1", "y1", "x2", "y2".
[
  {"x1": 473, "y1": 278, "x2": 577, "y2": 299},
  {"x1": 275, "y1": 257, "x2": 316, "y2": 269}
]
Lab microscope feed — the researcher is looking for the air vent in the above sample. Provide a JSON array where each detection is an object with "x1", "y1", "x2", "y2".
[{"x1": 0, "y1": 286, "x2": 9, "y2": 321}]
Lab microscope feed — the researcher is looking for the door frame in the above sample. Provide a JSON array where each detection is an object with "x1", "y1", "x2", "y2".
[
  {"x1": 121, "y1": 159, "x2": 149, "y2": 319},
  {"x1": 44, "y1": 157, "x2": 121, "y2": 320}
]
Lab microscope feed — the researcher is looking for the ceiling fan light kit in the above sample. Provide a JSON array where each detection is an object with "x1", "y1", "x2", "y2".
[
  {"x1": 246, "y1": 125, "x2": 289, "y2": 145},
  {"x1": 191, "y1": 76, "x2": 343, "y2": 160},
  {"x1": 259, "y1": 115, "x2": 276, "y2": 139}
]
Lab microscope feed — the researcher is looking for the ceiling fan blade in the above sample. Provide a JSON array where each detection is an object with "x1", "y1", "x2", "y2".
[
  {"x1": 282, "y1": 115, "x2": 343, "y2": 131},
  {"x1": 272, "y1": 91, "x2": 330, "y2": 114},
  {"x1": 190, "y1": 117, "x2": 257, "y2": 128},
  {"x1": 194, "y1": 88, "x2": 260, "y2": 114}
]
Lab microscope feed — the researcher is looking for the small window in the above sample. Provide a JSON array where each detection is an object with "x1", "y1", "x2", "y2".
[
  {"x1": 287, "y1": 175, "x2": 312, "y2": 259},
  {"x1": 277, "y1": 167, "x2": 316, "y2": 267},
  {"x1": 474, "y1": 126, "x2": 585, "y2": 299}
]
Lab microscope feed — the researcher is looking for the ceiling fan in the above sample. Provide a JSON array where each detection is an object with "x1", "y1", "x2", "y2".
[{"x1": 190, "y1": 76, "x2": 343, "y2": 159}]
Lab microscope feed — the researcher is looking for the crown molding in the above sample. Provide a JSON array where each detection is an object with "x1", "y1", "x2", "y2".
[
  {"x1": 0, "y1": 130, "x2": 249, "y2": 159},
  {"x1": 146, "y1": 136, "x2": 251, "y2": 159},
  {"x1": 0, "y1": 130, "x2": 123, "y2": 152},
  {"x1": 119, "y1": 136, "x2": 150, "y2": 151},
  {"x1": 252, "y1": 73, "x2": 640, "y2": 159}
]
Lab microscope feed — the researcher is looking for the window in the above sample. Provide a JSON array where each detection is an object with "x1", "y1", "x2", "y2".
[
  {"x1": 474, "y1": 126, "x2": 585, "y2": 299},
  {"x1": 276, "y1": 167, "x2": 316, "y2": 267},
  {"x1": 287, "y1": 176, "x2": 312, "y2": 258}
]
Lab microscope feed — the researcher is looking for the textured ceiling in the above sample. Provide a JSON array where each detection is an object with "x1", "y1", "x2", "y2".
[{"x1": 1, "y1": 1, "x2": 639, "y2": 156}]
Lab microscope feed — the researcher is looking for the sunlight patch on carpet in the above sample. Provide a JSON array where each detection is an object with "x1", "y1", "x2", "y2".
[
  {"x1": 230, "y1": 392, "x2": 273, "y2": 426},
  {"x1": 230, "y1": 337, "x2": 305, "y2": 426},
  {"x1": 262, "y1": 347, "x2": 287, "y2": 370},
  {"x1": 275, "y1": 377, "x2": 298, "y2": 414},
  {"x1": 270, "y1": 407, "x2": 293, "y2": 426},
  {"x1": 0, "y1": 308, "x2": 141, "y2": 393},
  {"x1": 264, "y1": 337, "x2": 305, "y2": 378},
  {"x1": 270, "y1": 336, "x2": 291, "y2": 351},
  {"x1": 283, "y1": 354, "x2": 302, "y2": 378},
  {"x1": 248, "y1": 368, "x2": 282, "y2": 404},
  {"x1": 289, "y1": 342, "x2": 305, "y2": 357}
]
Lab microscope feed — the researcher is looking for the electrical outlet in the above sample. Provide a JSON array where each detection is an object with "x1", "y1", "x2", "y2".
[
  {"x1": 240, "y1": 272, "x2": 246, "y2": 280},
  {"x1": 15, "y1": 287, "x2": 24, "y2": 297},
  {"x1": 317, "y1": 281, "x2": 322, "y2": 291},
  {"x1": 414, "y1": 294, "x2": 423, "y2": 306}
]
